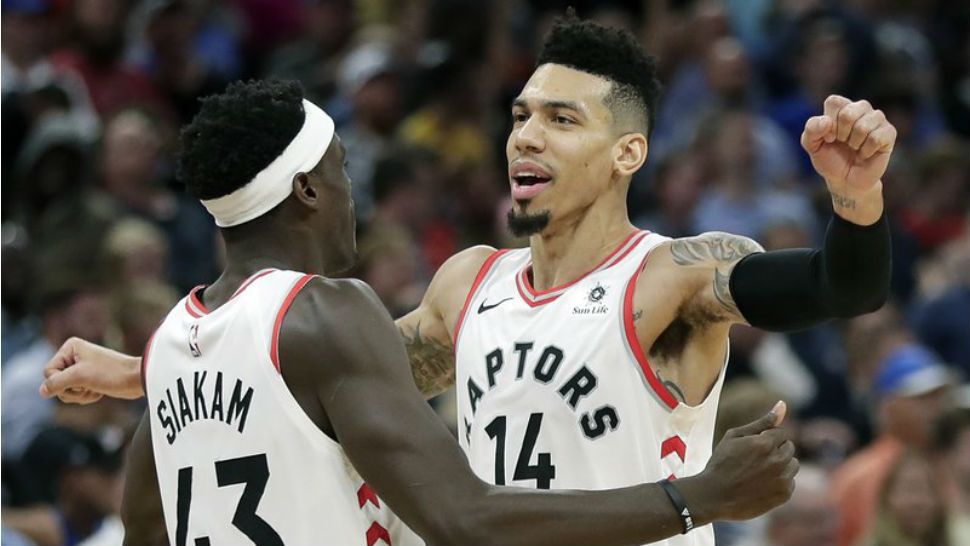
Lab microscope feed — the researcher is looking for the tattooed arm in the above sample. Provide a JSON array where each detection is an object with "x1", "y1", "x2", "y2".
[
  {"x1": 396, "y1": 313, "x2": 456, "y2": 398},
  {"x1": 668, "y1": 232, "x2": 765, "y2": 324},
  {"x1": 396, "y1": 246, "x2": 498, "y2": 398},
  {"x1": 667, "y1": 217, "x2": 890, "y2": 332}
]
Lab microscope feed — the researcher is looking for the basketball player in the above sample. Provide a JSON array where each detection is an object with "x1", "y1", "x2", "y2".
[
  {"x1": 42, "y1": 15, "x2": 892, "y2": 545},
  {"x1": 46, "y1": 79, "x2": 798, "y2": 546}
]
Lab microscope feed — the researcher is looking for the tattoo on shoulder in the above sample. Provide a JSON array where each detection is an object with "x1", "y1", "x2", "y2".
[
  {"x1": 670, "y1": 233, "x2": 761, "y2": 318},
  {"x1": 713, "y1": 268, "x2": 741, "y2": 317},
  {"x1": 399, "y1": 322, "x2": 456, "y2": 397},
  {"x1": 670, "y1": 233, "x2": 764, "y2": 266}
]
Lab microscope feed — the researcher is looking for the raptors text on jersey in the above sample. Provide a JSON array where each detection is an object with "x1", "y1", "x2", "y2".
[{"x1": 454, "y1": 231, "x2": 728, "y2": 546}]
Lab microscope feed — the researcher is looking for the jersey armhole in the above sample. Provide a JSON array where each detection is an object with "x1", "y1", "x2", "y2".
[
  {"x1": 270, "y1": 274, "x2": 318, "y2": 374},
  {"x1": 452, "y1": 249, "x2": 510, "y2": 348},
  {"x1": 621, "y1": 247, "x2": 680, "y2": 410}
]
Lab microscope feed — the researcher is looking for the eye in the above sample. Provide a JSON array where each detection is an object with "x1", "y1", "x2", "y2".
[
  {"x1": 512, "y1": 112, "x2": 529, "y2": 124},
  {"x1": 554, "y1": 115, "x2": 575, "y2": 125}
]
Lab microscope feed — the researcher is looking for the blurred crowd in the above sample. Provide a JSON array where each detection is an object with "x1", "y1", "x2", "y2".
[{"x1": 1, "y1": 0, "x2": 968, "y2": 545}]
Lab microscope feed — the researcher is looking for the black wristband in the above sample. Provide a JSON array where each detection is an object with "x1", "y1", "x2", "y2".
[{"x1": 658, "y1": 478, "x2": 694, "y2": 534}]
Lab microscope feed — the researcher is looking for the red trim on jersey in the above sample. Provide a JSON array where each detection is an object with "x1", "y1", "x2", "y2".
[
  {"x1": 140, "y1": 330, "x2": 158, "y2": 399},
  {"x1": 183, "y1": 270, "x2": 278, "y2": 318},
  {"x1": 231, "y1": 268, "x2": 276, "y2": 299},
  {"x1": 185, "y1": 285, "x2": 208, "y2": 318},
  {"x1": 270, "y1": 274, "x2": 317, "y2": 373},
  {"x1": 516, "y1": 230, "x2": 648, "y2": 307},
  {"x1": 365, "y1": 522, "x2": 392, "y2": 546},
  {"x1": 452, "y1": 249, "x2": 510, "y2": 347},
  {"x1": 622, "y1": 248, "x2": 680, "y2": 410}
]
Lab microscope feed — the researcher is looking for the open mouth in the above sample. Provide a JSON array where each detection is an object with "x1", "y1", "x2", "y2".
[{"x1": 510, "y1": 163, "x2": 553, "y2": 200}]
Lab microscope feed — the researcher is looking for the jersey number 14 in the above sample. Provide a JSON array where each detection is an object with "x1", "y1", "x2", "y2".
[{"x1": 485, "y1": 412, "x2": 556, "y2": 489}]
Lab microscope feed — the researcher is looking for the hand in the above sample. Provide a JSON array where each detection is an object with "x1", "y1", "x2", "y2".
[
  {"x1": 687, "y1": 401, "x2": 798, "y2": 521},
  {"x1": 39, "y1": 337, "x2": 144, "y2": 403},
  {"x1": 801, "y1": 95, "x2": 897, "y2": 191}
]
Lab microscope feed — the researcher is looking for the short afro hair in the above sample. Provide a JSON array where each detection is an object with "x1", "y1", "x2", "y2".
[
  {"x1": 536, "y1": 11, "x2": 661, "y2": 137},
  {"x1": 178, "y1": 79, "x2": 306, "y2": 200}
]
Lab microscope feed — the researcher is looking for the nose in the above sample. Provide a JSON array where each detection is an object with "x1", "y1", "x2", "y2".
[{"x1": 514, "y1": 116, "x2": 545, "y2": 154}]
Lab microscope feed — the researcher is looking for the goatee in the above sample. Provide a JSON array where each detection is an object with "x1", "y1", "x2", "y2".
[{"x1": 507, "y1": 207, "x2": 551, "y2": 237}]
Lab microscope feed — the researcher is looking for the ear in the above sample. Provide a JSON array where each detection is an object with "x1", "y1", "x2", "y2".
[
  {"x1": 291, "y1": 172, "x2": 319, "y2": 210},
  {"x1": 612, "y1": 133, "x2": 648, "y2": 178}
]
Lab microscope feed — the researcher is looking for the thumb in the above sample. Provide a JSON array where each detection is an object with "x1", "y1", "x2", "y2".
[
  {"x1": 39, "y1": 365, "x2": 88, "y2": 399},
  {"x1": 725, "y1": 401, "x2": 787, "y2": 438}
]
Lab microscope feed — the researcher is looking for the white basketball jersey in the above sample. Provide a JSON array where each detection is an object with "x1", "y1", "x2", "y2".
[
  {"x1": 144, "y1": 269, "x2": 422, "y2": 546},
  {"x1": 455, "y1": 231, "x2": 727, "y2": 546}
]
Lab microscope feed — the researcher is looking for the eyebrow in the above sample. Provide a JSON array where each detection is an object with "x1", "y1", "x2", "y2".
[{"x1": 512, "y1": 98, "x2": 586, "y2": 115}]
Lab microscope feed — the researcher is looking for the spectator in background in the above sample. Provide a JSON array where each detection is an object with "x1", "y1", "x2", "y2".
[
  {"x1": 690, "y1": 108, "x2": 814, "y2": 239},
  {"x1": 6, "y1": 427, "x2": 123, "y2": 546},
  {"x1": 911, "y1": 235, "x2": 970, "y2": 377},
  {"x1": 634, "y1": 150, "x2": 703, "y2": 238},
  {"x1": 97, "y1": 108, "x2": 216, "y2": 291},
  {"x1": 933, "y1": 407, "x2": 970, "y2": 546},
  {"x1": 136, "y1": 0, "x2": 235, "y2": 123},
  {"x1": 858, "y1": 450, "x2": 951, "y2": 546},
  {"x1": 12, "y1": 112, "x2": 115, "y2": 275},
  {"x1": 49, "y1": 0, "x2": 168, "y2": 120},
  {"x1": 767, "y1": 15, "x2": 855, "y2": 177},
  {"x1": 399, "y1": 55, "x2": 491, "y2": 173},
  {"x1": 896, "y1": 139, "x2": 969, "y2": 253},
  {"x1": 1, "y1": 0, "x2": 55, "y2": 94},
  {"x1": 99, "y1": 218, "x2": 169, "y2": 289},
  {"x1": 832, "y1": 344, "x2": 954, "y2": 546},
  {"x1": 2, "y1": 223, "x2": 38, "y2": 364},
  {"x1": 335, "y1": 39, "x2": 402, "y2": 219},
  {"x1": 2, "y1": 281, "x2": 108, "y2": 462},
  {"x1": 104, "y1": 282, "x2": 177, "y2": 355},
  {"x1": 261, "y1": 0, "x2": 355, "y2": 104},
  {"x1": 736, "y1": 464, "x2": 838, "y2": 546}
]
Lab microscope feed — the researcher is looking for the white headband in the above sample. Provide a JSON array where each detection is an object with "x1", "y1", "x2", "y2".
[{"x1": 201, "y1": 99, "x2": 335, "y2": 227}]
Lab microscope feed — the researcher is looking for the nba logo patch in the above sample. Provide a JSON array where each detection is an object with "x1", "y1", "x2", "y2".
[{"x1": 188, "y1": 323, "x2": 202, "y2": 357}]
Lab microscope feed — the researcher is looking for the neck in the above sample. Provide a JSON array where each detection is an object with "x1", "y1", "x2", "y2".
[
  {"x1": 209, "y1": 219, "x2": 327, "y2": 306},
  {"x1": 528, "y1": 192, "x2": 636, "y2": 291}
]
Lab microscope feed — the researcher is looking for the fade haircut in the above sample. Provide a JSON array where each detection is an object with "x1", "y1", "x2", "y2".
[
  {"x1": 536, "y1": 11, "x2": 661, "y2": 138},
  {"x1": 178, "y1": 79, "x2": 306, "y2": 200}
]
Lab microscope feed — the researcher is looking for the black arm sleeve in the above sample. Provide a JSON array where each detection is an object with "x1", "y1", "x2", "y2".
[{"x1": 729, "y1": 213, "x2": 891, "y2": 332}]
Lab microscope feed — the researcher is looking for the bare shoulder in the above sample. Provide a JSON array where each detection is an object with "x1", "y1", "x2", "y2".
[
  {"x1": 425, "y1": 245, "x2": 499, "y2": 310},
  {"x1": 660, "y1": 232, "x2": 764, "y2": 324},
  {"x1": 667, "y1": 232, "x2": 764, "y2": 267},
  {"x1": 279, "y1": 277, "x2": 395, "y2": 368}
]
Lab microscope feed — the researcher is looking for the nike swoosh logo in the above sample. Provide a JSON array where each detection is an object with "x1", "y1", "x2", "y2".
[{"x1": 478, "y1": 297, "x2": 513, "y2": 314}]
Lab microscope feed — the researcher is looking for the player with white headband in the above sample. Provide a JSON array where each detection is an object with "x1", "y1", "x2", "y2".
[{"x1": 44, "y1": 79, "x2": 797, "y2": 545}]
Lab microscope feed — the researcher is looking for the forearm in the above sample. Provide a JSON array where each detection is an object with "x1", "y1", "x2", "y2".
[
  {"x1": 467, "y1": 477, "x2": 714, "y2": 546},
  {"x1": 827, "y1": 178, "x2": 884, "y2": 227},
  {"x1": 123, "y1": 354, "x2": 146, "y2": 398},
  {"x1": 730, "y1": 212, "x2": 891, "y2": 331}
]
